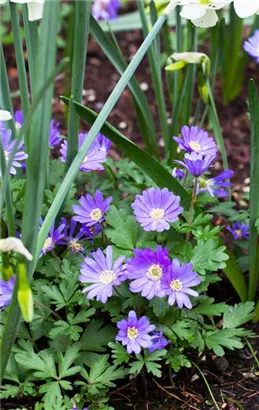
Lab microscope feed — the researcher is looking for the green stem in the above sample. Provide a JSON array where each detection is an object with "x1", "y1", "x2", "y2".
[
  {"x1": 0, "y1": 44, "x2": 16, "y2": 137},
  {"x1": 187, "y1": 177, "x2": 198, "y2": 240},
  {"x1": 192, "y1": 362, "x2": 220, "y2": 410},
  {"x1": 245, "y1": 337, "x2": 259, "y2": 369},
  {"x1": 22, "y1": 5, "x2": 38, "y2": 98}
]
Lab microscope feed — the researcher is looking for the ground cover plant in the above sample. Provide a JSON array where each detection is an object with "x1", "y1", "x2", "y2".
[{"x1": 0, "y1": 1, "x2": 259, "y2": 409}]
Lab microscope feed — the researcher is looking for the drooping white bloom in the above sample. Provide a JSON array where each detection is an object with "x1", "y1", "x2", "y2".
[
  {"x1": 0, "y1": 237, "x2": 33, "y2": 261},
  {"x1": 179, "y1": 0, "x2": 232, "y2": 27},
  {"x1": 0, "y1": 110, "x2": 12, "y2": 121},
  {"x1": 0, "y1": 0, "x2": 44, "y2": 21},
  {"x1": 233, "y1": 0, "x2": 259, "y2": 18}
]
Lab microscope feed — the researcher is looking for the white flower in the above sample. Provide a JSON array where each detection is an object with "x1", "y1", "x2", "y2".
[
  {"x1": 233, "y1": 0, "x2": 259, "y2": 18},
  {"x1": 0, "y1": 0, "x2": 44, "y2": 21},
  {"x1": 179, "y1": 0, "x2": 231, "y2": 27},
  {"x1": 0, "y1": 237, "x2": 33, "y2": 261},
  {"x1": 0, "y1": 110, "x2": 12, "y2": 121},
  {"x1": 172, "y1": 51, "x2": 208, "y2": 64}
]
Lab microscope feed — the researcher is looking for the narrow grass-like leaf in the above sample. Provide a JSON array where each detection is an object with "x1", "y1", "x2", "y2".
[
  {"x1": 90, "y1": 16, "x2": 159, "y2": 157},
  {"x1": 138, "y1": 0, "x2": 170, "y2": 151},
  {"x1": 0, "y1": 140, "x2": 15, "y2": 237},
  {"x1": 61, "y1": 98, "x2": 191, "y2": 209},
  {"x1": 66, "y1": 97, "x2": 78, "y2": 170},
  {"x1": 0, "y1": 43, "x2": 16, "y2": 136},
  {"x1": 22, "y1": 5, "x2": 38, "y2": 97},
  {"x1": 248, "y1": 79, "x2": 259, "y2": 301},
  {"x1": 9, "y1": 3, "x2": 30, "y2": 120}
]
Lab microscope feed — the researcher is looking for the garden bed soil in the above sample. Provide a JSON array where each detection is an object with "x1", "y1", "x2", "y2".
[{"x1": 3, "y1": 17, "x2": 259, "y2": 410}]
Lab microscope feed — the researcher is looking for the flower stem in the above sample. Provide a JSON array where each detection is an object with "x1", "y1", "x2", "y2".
[{"x1": 187, "y1": 178, "x2": 198, "y2": 240}]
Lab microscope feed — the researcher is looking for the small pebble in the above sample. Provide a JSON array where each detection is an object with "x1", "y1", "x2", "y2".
[
  {"x1": 118, "y1": 121, "x2": 127, "y2": 130},
  {"x1": 244, "y1": 177, "x2": 250, "y2": 184},
  {"x1": 140, "y1": 82, "x2": 149, "y2": 91}
]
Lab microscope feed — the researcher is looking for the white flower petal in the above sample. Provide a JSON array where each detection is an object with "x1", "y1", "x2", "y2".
[
  {"x1": 234, "y1": 0, "x2": 259, "y2": 18},
  {"x1": 180, "y1": 4, "x2": 206, "y2": 20},
  {"x1": 192, "y1": 9, "x2": 218, "y2": 28},
  {"x1": 28, "y1": 1, "x2": 44, "y2": 21},
  {"x1": 172, "y1": 51, "x2": 207, "y2": 64},
  {"x1": 0, "y1": 238, "x2": 33, "y2": 261},
  {"x1": 0, "y1": 110, "x2": 12, "y2": 121}
]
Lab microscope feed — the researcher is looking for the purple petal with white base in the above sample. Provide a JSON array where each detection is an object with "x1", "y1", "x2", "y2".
[
  {"x1": 244, "y1": 30, "x2": 259, "y2": 63},
  {"x1": 0, "y1": 276, "x2": 15, "y2": 309},
  {"x1": 72, "y1": 190, "x2": 112, "y2": 226},
  {"x1": 172, "y1": 167, "x2": 185, "y2": 180},
  {"x1": 57, "y1": 218, "x2": 89, "y2": 254},
  {"x1": 199, "y1": 169, "x2": 234, "y2": 197},
  {"x1": 127, "y1": 246, "x2": 171, "y2": 300},
  {"x1": 175, "y1": 152, "x2": 215, "y2": 177},
  {"x1": 0, "y1": 129, "x2": 28, "y2": 175},
  {"x1": 40, "y1": 219, "x2": 66, "y2": 256},
  {"x1": 116, "y1": 310, "x2": 155, "y2": 354},
  {"x1": 160, "y1": 258, "x2": 200, "y2": 309},
  {"x1": 132, "y1": 187, "x2": 183, "y2": 232},
  {"x1": 173, "y1": 126, "x2": 217, "y2": 156},
  {"x1": 60, "y1": 133, "x2": 108, "y2": 172},
  {"x1": 79, "y1": 245, "x2": 126, "y2": 304},
  {"x1": 49, "y1": 119, "x2": 61, "y2": 147}
]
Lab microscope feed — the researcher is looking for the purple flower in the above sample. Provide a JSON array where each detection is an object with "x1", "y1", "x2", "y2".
[
  {"x1": 244, "y1": 30, "x2": 259, "y2": 63},
  {"x1": 173, "y1": 126, "x2": 217, "y2": 157},
  {"x1": 92, "y1": 0, "x2": 120, "y2": 21},
  {"x1": 132, "y1": 187, "x2": 183, "y2": 232},
  {"x1": 116, "y1": 310, "x2": 155, "y2": 354},
  {"x1": 97, "y1": 133, "x2": 112, "y2": 152},
  {"x1": 14, "y1": 110, "x2": 23, "y2": 129},
  {"x1": 199, "y1": 169, "x2": 234, "y2": 197},
  {"x1": 127, "y1": 246, "x2": 171, "y2": 300},
  {"x1": 160, "y1": 259, "x2": 200, "y2": 309},
  {"x1": 0, "y1": 276, "x2": 15, "y2": 309},
  {"x1": 57, "y1": 218, "x2": 89, "y2": 254},
  {"x1": 175, "y1": 152, "x2": 215, "y2": 177},
  {"x1": 226, "y1": 222, "x2": 249, "y2": 240},
  {"x1": 72, "y1": 190, "x2": 112, "y2": 227},
  {"x1": 60, "y1": 133, "x2": 108, "y2": 172},
  {"x1": 80, "y1": 222, "x2": 102, "y2": 239},
  {"x1": 149, "y1": 329, "x2": 169, "y2": 353},
  {"x1": 0, "y1": 128, "x2": 28, "y2": 175},
  {"x1": 49, "y1": 119, "x2": 61, "y2": 147},
  {"x1": 172, "y1": 167, "x2": 185, "y2": 180},
  {"x1": 40, "y1": 219, "x2": 66, "y2": 256},
  {"x1": 79, "y1": 245, "x2": 126, "y2": 304}
]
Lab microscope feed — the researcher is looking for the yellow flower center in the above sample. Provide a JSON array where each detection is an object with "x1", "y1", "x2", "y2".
[
  {"x1": 68, "y1": 239, "x2": 84, "y2": 253},
  {"x1": 235, "y1": 229, "x2": 241, "y2": 237},
  {"x1": 199, "y1": 177, "x2": 208, "y2": 189},
  {"x1": 146, "y1": 264, "x2": 163, "y2": 281},
  {"x1": 90, "y1": 208, "x2": 102, "y2": 221},
  {"x1": 170, "y1": 279, "x2": 183, "y2": 292},
  {"x1": 127, "y1": 327, "x2": 139, "y2": 340},
  {"x1": 200, "y1": 0, "x2": 211, "y2": 5},
  {"x1": 150, "y1": 208, "x2": 164, "y2": 220},
  {"x1": 42, "y1": 237, "x2": 53, "y2": 251},
  {"x1": 99, "y1": 269, "x2": 116, "y2": 285},
  {"x1": 189, "y1": 141, "x2": 201, "y2": 152},
  {"x1": 15, "y1": 122, "x2": 22, "y2": 129}
]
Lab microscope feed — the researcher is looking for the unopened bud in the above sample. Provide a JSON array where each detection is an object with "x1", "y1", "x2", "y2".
[{"x1": 17, "y1": 263, "x2": 33, "y2": 323}]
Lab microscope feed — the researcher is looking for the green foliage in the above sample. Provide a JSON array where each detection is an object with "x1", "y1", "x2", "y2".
[
  {"x1": 129, "y1": 349, "x2": 167, "y2": 378},
  {"x1": 223, "y1": 302, "x2": 255, "y2": 329},
  {"x1": 191, "y1": 239, "x2": 229, "y2": 274}
]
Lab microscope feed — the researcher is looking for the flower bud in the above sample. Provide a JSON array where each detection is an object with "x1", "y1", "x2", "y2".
[
  {"x1": 17, "y1": 263, "x2": 33, "y2": 323},
  {"x1": 1, "y1": 253, "x2": 14, "y2": 281}
]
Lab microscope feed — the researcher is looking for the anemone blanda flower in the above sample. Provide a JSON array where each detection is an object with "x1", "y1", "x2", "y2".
[
  {"x1": 79, "y1": 245, "x2": 126, "y2": 304},
  {"x1": 60, "y1": 133, "x2": 109, "y2": 172},
  {"x1": 72, "y1": 190, "x2": 112, "y2": 227},
  {"x1": 127, "y1": 246, "x2": 171, "y2": 300},
  {"x1": 132, "y1": 187, "x2": 183, "y2": 232},
  {"x1": 174, "y1": 152, "x2": 215, "y2": 177},
  {"x1": 92, "y1": 0, "x2": 120, "y2": 21},
  {"x1": 160, "y1": 258, "x2": 200, "y2": 309},
  {"x1": 0, "y1": 128, "x2": 28, "y2": 175},
  {"x1": 116, "y1": 310, "x2": 155, "y2": 354},
  {"x1": 97, "y1": 133, "x2": 112, "y2": 152},
  {"x1": 80, "y1": 222, "x2": 102, "y2": 239},
  {"x1": 172, "y1": 167, "x2": 185, "y2": 180},
  {"x1": 199, "y1": 169, "x2": 234, "y2": 197},
  {"x1": 40, "y1": 219, "x2": 66, "y2": 256},
  {"x1": 173, "y1": 125, "x2": 217, "y2": 157},
  {"x1": 244, "y1": 30, "x2": 259, "y2": 63},
  {"x1": 57, "y1": 218, "x2": 89, "y2": 254},
  {"x1": 149, "y1": 329, "x2": 169, "y2": 353},
  {"x1": 0, "y1": 276, "x2": 15, "y2": 309},
  {"x1": 233, "y1": 0, "x2": 259, "y2": 18},
  {"x1": 226, "y1": 222, "x2": 249, "y2": 240}
]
